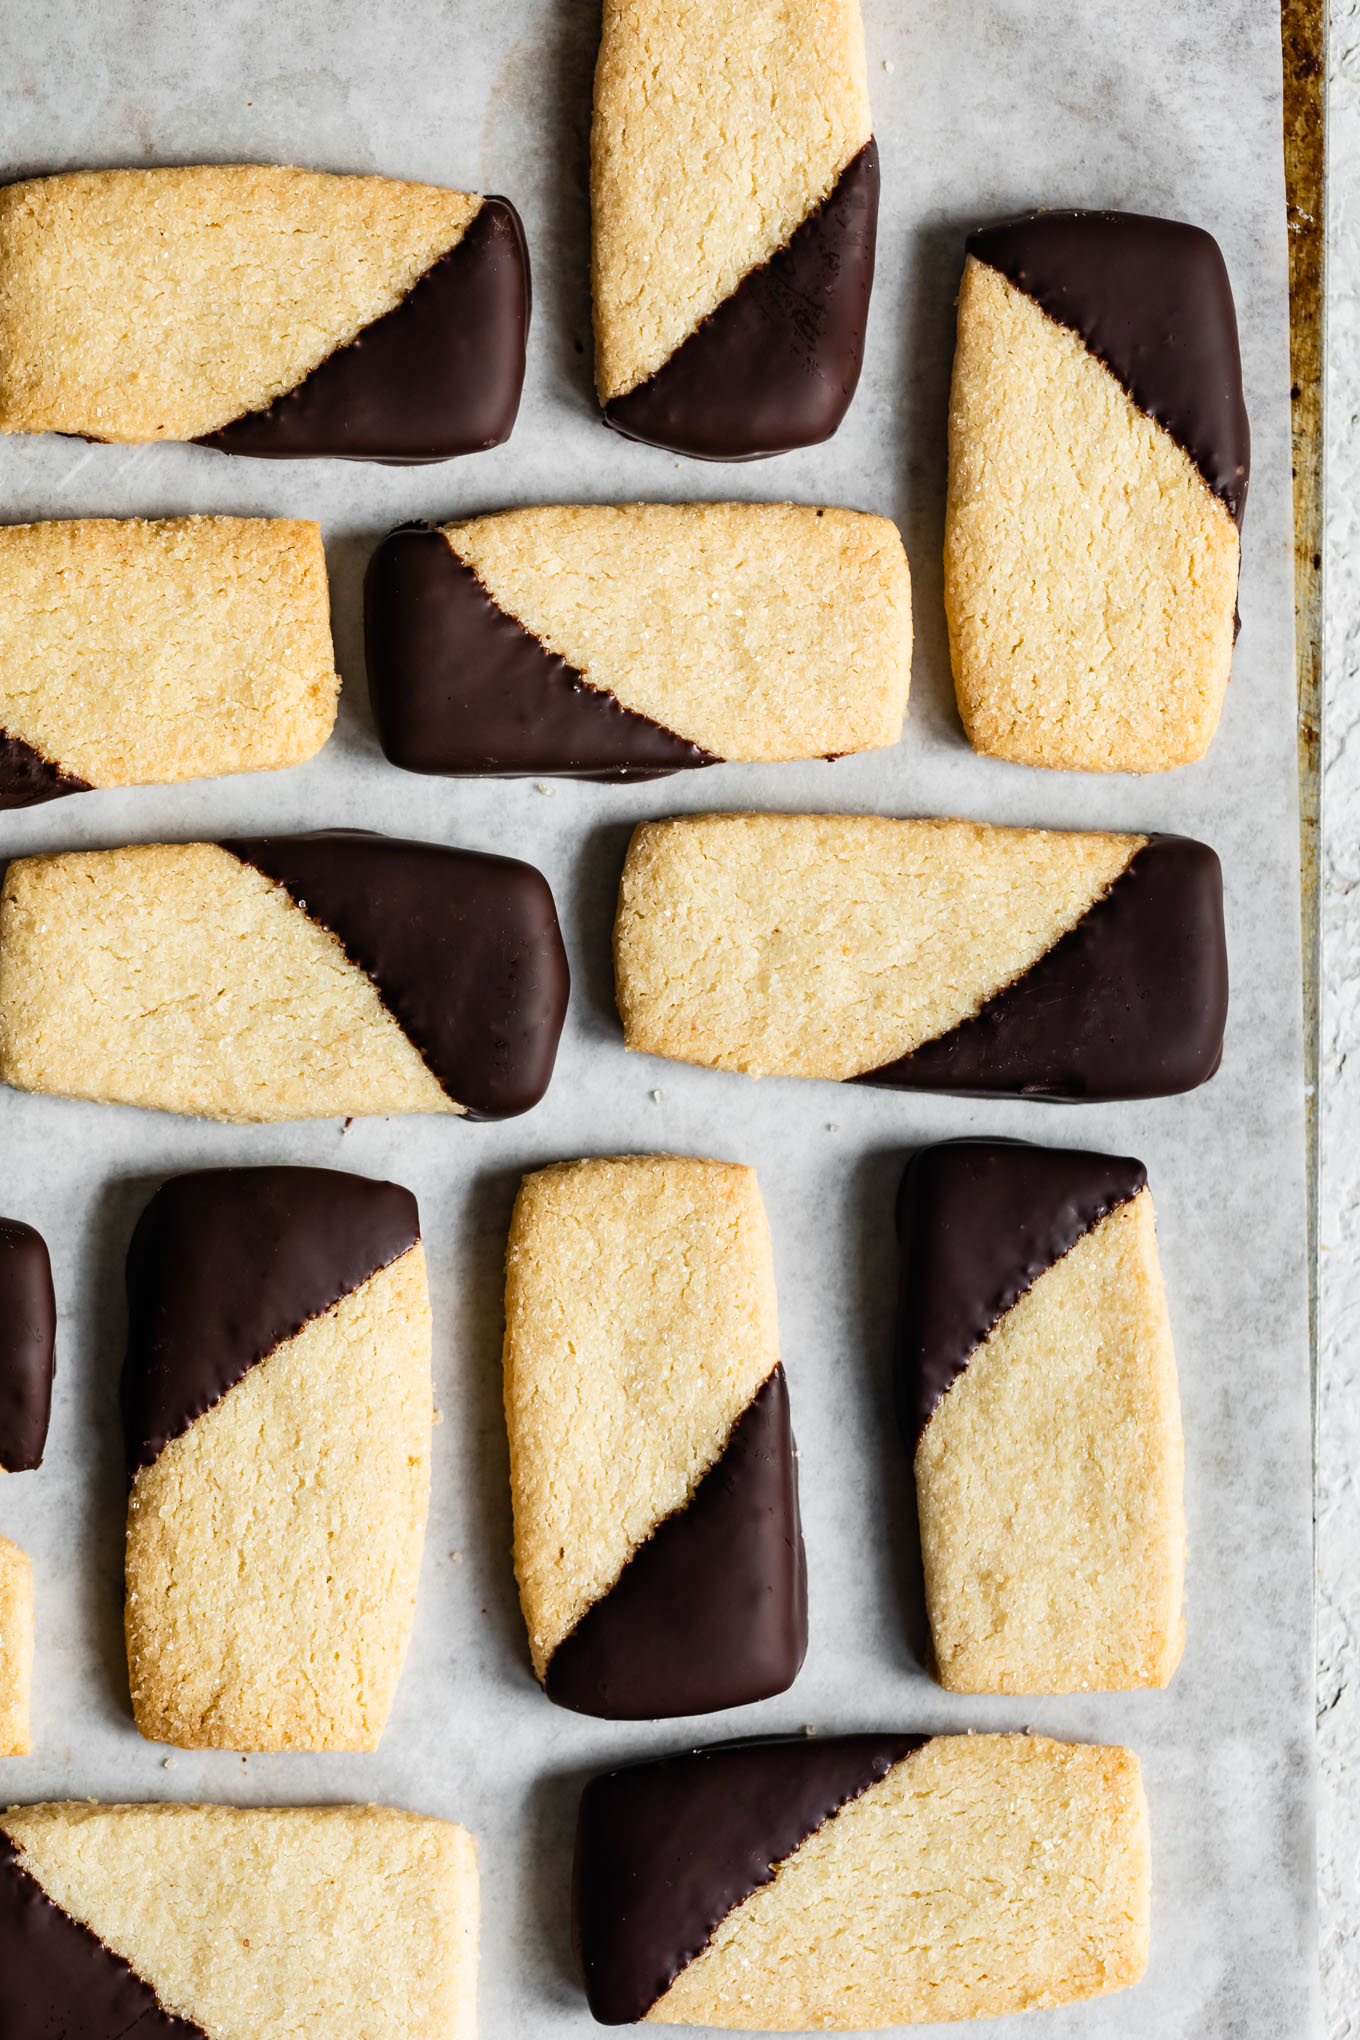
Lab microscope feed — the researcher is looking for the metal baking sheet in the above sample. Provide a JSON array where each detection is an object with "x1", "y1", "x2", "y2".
[{"x1": 0, "y1": 1, "x2": 1316, "y2": 2033}]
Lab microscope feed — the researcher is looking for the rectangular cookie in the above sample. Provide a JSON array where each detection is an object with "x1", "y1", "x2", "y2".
[
  {"x1": 0, "y1": 517, "x2": 336, "y2": 807},
  {"x1": 575, "y1": 1731, "x2": 1149, "y2": 2025},
  {"x1": 945, "y1": 210, "x2": 1248, "y2": 771},
  {"x1": 0, "y1": 1802, "x2": 478, "y2": 2040},
  {"x1": 0, "y1": 1218, "x2": 54, "y2": 1471},
  {"x1": 503, "y1": 1155, "x2": 804, "y2": 1718},
  {"x1": 0, "y1": 1539, "x2": 33, "y2": 1755},
  {"x1": 0, "y1": 166, "x2": 528, "y2": 460},
  {"x1": 366, "y1": 504, "x2": 911, "y2": 776},
  {"x1": 592, "y1": 0, "x2": 877, "y2": 456},
  {"x1": 900, "y1": 1140, "x2": 1185, "y2": 1693},
  {"x1": 614, "y1": 813, "x2": 1227, "y2": 1100},
  {"x1": 123, "y1": 1167, "x2": 432, "y2": 1752},
  {"x1": 0, "y1": 832, "x2": 568, "y2": 1123}
]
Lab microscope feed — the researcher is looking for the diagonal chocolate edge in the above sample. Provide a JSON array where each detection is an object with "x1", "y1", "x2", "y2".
[
  {"x1": 854, "y1": 834, "x2": 1228, "y2": 1102},
  {"x1": 365, "y1": 524, "x2": 719, "y2": 780},
  {"x1": 0, "y1": 1219, "x2": 56, "y2": 1472},
  {"x1": 0, "y1": 731, "x2": 92, "y2": 810},
  {"x1": 604, "y1": 140, "x2": 879, "y2": 461},
  {"x1": 543, "y1": 1365, "x2": 806, "y2": 1719},
  {"x1": 574, "y1": 1731, "x2": 928, "y2": 2024},
  {"x1": 895, "y1": 1140, "x2": 1147, "y2": 1451},
  {"x1": 197, "y1": 197, "x2": 530, "y2": 464},
  {"x1": 121, "y1": 1166, "x2": 420, "y2": 1475},
  {"x1": 968, "y1": 209, "x2": 1250, "y2": 524},
  {"x1": 219, "y1": 829, "x2": 570, "y2": 1118},
  {"x1": 0, "y1": 1832, "x2": 208, "y2": 2040}
]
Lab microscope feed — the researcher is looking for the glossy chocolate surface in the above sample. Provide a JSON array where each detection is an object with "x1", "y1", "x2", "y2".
[
  {"x1": 604, "y1": 141, "x2": 879, "y2": 460},
  {"x1": 199, "y1": 198, "x2": 529, "y2": 463},
  {"x1": 0, "y1": 1834, "x2": 206, "y2": 2040},
  {"x1": 122, "y1": 1166, "x2": 419, "y2": 1474},
  {"x1": 544, "y1": 1365, "x2": 806, "y2": 1719},
  {"x1": 365, "y1": 525, "x2": 718, "y2": 780},
  {"x1": 220, "y1": 830, "x2": 569, "y2": 1118},
  {"x1": 896, "y1": 1140, "x2": 1147, "y2": 1448},
  {"x1": 574, "y1": 1732, "x2": 928, "y2": 2023},
  {"x1": 0, "y1": 732, "x2": 91, "y2": 809},
  {"x1": 0, "y1": 1219, "x2": 55, "y2": 1472},
  {"x1": 857, "y1": 834, "x2": 1228, "y2": 1101},
  {"x1": 969, "y1": 208, "x2": 1250, "y2": 522}
]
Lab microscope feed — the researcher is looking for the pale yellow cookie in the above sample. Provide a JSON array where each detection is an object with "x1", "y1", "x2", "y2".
[{"x1": 0, "y1": 1537, "x2": 33, "y2": 1756}]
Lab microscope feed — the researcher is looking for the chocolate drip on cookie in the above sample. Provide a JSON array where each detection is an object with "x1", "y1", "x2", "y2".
[
  {"x1": 968, "y1": 209, "x2": 1250, "y2": 523},
  {"x1": 365, "y1": 525, "x2": 718, "y2": 779},
  {"x1": 896, "y1": 1141, "x2": 1147, "y2": 1448},
  {"x1": 0, "y1": 1834, "x2": 207, "y2": 2040},
  {"x1": 604, "y1": 141, "x2": 879, "y2": 460},
  {"x1": 544, "y1": 1365, "x2": 805, "y2": 1719},
  {"x1": 0, "y1": 731, "x2": 91, "y2": 809},
  {"x1": 856, "y1": 835, "x2": 1228, "y2": 1101},
  {"x1": 198, "y1": 198, "x2": 530, "y2": 463},
  {"x1": 575, "y1": 1732, "x2": 927, "y2": 2024},
  {"x1": 219, "y1": 830, "x2": 570, "y2": 1118},
  {"x1": 0, "y1": 1220, "x2": 56, "y2": 1472}
]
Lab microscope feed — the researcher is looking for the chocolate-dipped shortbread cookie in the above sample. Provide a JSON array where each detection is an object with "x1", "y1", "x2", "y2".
[
  {"x1": 614, "y1": 815, "x2": 1227, "y2": 1101},
  {"x1": 0, "y1": 1538, "x2": 33, "y2": 1754},
  {"x1": 945, "y1": 210, "x2": 1249, "y2": 772},
  {"x1": 900, "y1": 1141, "x2": 1185, "y2": 1694},
  {"x1": 575, "y1": 1731, "x2": 1149, "y2": 2026},
  {"x1": 0, "y1": 167, "x2": 528, "y2": 460},
  {"x1": 0, "y1": 518, "x2": 337, "y2": 806},
  {"x1": 0, "y1": 1219, "x2": 55, "y2": 1473},
  {"x1": 0, "y1": 1803, "x2": 478, "y2": 2040},
  {"x1": 0, "y1": 832, "x2": 568, "y2": 1123},
  {"x1": 366, "y1": 505, "x2": 912, "y2": 776},
  {"x1": 592, "y1": 0, "x2": 878, "y2": 457},
  {"x1": 503, "y1": 1156, "x2": 805, "y2": 1718},
  {"x1": 122, "y1": 1168, "x2": 431, "y2": 1751}
]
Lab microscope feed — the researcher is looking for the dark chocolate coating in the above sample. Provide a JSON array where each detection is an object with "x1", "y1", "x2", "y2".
[
  {"x1": 896, "y1": 1140, "x2": 1147, "y2": 1449},
  {"x1": 544, "y1": 1365, "x2": 806, "y2": 1719},
  {"x1": 219, "y1": 830, "x2": 569, "y2": 1118},
  {"x1": 0, "y1": 1835, "x2": 206, "y2": 2040},
  {"x1": 968, "y1": 208, "x2": 1250, "y2": 524},
  {"x1": 856, "y1": 834, "x2": 1228, "y2": 1102},
  {"x1": 0, "y1": 732, "x2": 91, "y2": 810},
  {"x1": 122, "y1": 1165, "x2": 420, "y2": 1475},
  {"x1": 574, "y1": 1732, "x2": 928, "y2": 2024},
  {"x1": 604, "y1": 141, "x2": 879, "y2": 461},
  {"x1": 364, "y1": 525, "x2": 718, "y2": 781},
  {"x1": 198, "y1": 198, "x2": 529, "y2": 464},
  {"x1": 0, "y1": 1220, "x2": 55, "y2": 1472}
]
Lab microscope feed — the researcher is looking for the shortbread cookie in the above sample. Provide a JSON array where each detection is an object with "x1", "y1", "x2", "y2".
[
  {"x1": 0, "y1": 1218, "x2": 54, "y2": 1472},
  {"x1": 504, "y1": 1156, "x2": 804, "y2": 1717},
  {"x1": 0, "y1": 517, "x2": 336, "y2": 806},
  {"x1": 367, "y1": 504, "x2": 912, "y2": 777},
  {"x1": 615, "y1": 814, "x2": 1227, "y2": 1100},
  {"x1": 122, "y1": 1167, "x2": 431, "y2": 1751},
  {"x1": 576, "y1": 1731, "x2": 1149, "y2": 2026},
  {"x1": 592, "y1": 0, "x2": 877, "y2": 456},
  {"x1": 0, "y1": 166, "x2": 528, "y2": 459},
  {"x1": 0, "y1": 831, "x2": 568, "y2": 1123},
  {"x1": 945, "y1": 210, "x2": 1250, "y2": 772},
  {"x1": 0, "y1": 1803, "x2": 478, "y2": 2040},
  {"x1": 0, "y1": 1539, "x2": 33, "y2": 1755},
  {"x1": 900, "y1": 1141, "x2": 1185, "y2": 1694}
]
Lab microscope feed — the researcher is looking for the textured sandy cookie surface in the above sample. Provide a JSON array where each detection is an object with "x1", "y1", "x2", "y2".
[
  {"x1": 0, "y1": 1802, "x2": 478, "y2": 2040},
  {"x1": 0, "y1": 166, "x2": 479, "y2": 441},
  {"x1": 504, "y1": 1155, "x2": 780, "y2": 1672},
  {"x1": 445, "y1": 503, "x2": 911, "y2": 760},
  {"x1": 615, "y1": 812, "x2": 1141, "y2": 1079},
  {"x1": 0, "y1": 1537, "x2": 33, "y2": 1755},
  {"x1": 0, "y1": 517, "x2": 336, "y2": 788},
  {"x1": 945, "y1": 255, "x2": 1240, "y2": 772},
  {"x1": 592, "y1": 0, "x2": 871, "y2": 399}
]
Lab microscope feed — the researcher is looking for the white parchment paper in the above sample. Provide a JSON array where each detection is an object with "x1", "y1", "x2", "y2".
[{"x1": 0, "y1": 1, "x2": 1316, "y2": 2033}]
